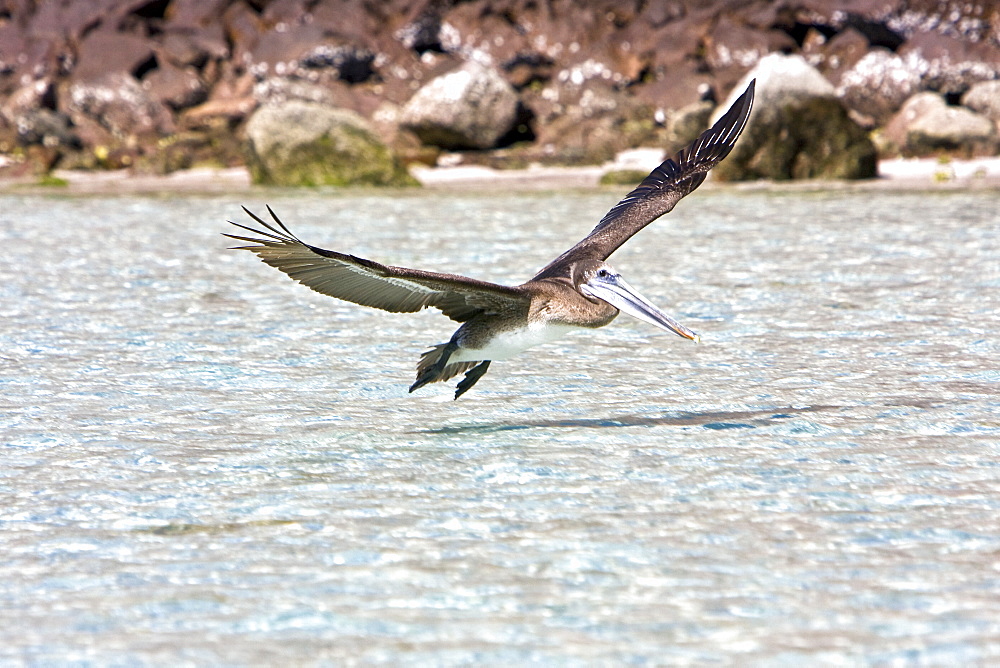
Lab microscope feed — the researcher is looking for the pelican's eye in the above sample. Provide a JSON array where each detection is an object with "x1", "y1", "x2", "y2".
[{"x1": 596, "y1": 268, "x2": 610, "y2": 278}]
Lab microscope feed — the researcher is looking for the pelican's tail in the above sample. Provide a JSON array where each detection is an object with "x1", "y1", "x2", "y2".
[{"x1": 410, "y1": 343, "x2": 491, "y2": 399}]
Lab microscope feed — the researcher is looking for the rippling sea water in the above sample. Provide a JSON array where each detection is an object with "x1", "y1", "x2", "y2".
[{"x1": 1, "y1": 185, "x2": 998, "y2": 664}]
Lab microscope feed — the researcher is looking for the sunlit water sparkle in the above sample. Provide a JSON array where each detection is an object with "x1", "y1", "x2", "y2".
[{"x1": 1, "y1": 187, "x2": 998, "y2": 664}]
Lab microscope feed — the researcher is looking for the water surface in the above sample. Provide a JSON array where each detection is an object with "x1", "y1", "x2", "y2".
[{"x1": 1, "y1": 186, "x2": 998, "y2": 664}]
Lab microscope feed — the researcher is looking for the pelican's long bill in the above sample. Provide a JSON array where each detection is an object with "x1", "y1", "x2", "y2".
[{"x1": 581, "y1": 271, "x2": 700, "y2": 342}]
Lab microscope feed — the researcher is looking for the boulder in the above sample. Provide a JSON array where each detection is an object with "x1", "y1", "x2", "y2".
[
  {"x1": 251, "y1": 76, "x2": 387, "y2": 131},
  {"x1": 897, "y1": 31, "x2": 1000, "y2": 97},
  {"x1": 253, "y1": 78, "x2": 341, "y2": 107},
  {"x1": 64, "y1": 71, "x2": 176, "y2": 139},
  {"x1": 244, "y1": 100, "x2": 417, "y2": 187},
  {"x1": 515, "y1": 78, "x2": 652, "y2": 165},
  {"x1": 0, "y1": 81, "x2": 78, "y2": 174},
  {"x1": 248, "y1": 24, "x2": 376, "y2": 84},
  {"x1": 630, "y1": 61, "x2": 715, "y2": 112},
  {"x1": 807, "y1": 27, "x2": 871, "y2": 86},
  {"x1": 713, "y1": 54, "x2": 877, "y2": 181},
  {"x1": 0, "y1": 31, "x2": 69, "y2": 94},
  {"x1": 533, "y1": 113, "x2": 626, "y2": 165},
  {"x1": 12, "y1": 108, "x2": 78, "y2": 149},
  {"x1": 157, "y1": 27, "x2": 224, "y2": 68},
  {"x1": 962, "y1": 81, "x2": 1000, "y2": 124},
  {"x1": 143, "y1": 61, "x2": 207, "y2": 110},
  {"x1": 180, "y1": 63, "x2": 256, "y2": 130},
  {"x1": 883, "y1": 92, "x2": 997, "y2": 157},
  {"x1": 3, "y1": 79, "x2": 54, "y2": 122},
  {"x1": 838, "y1": 36, "x2": 1000, "y2": 128},
  {"x1": 181, "y1": 97, "x2": 257, "y2": 130},
  {"x1": 837, "y1": 49, "x2": 926, "y2": 127},
  {"x1": 73, "y1": 29, "x2": 157, "y2": 81},
  {"x1": 400, "y1": 61, "x2": 518, "y2": 150},
  {"x1": 502, "y1": 52, "x2": 556, "y2": 90},
  {"x1": 702, "y1": 13, "x2": 797, "y2": 90},
  {"x1": 723, "y1": 52, "x2": 837, "y2": 107}
]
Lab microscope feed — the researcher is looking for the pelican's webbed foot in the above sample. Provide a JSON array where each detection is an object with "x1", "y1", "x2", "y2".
[{"x1": 454, "y1": 361, "x2": 491, "y2": 400}]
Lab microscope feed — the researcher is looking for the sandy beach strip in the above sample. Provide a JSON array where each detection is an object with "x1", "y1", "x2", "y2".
[{"x1": 2, "y1": 154, "x2": 999, "y2": 195}]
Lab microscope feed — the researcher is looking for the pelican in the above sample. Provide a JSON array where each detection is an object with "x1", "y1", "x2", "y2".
[{"x1": 226, "y1": 80, "x2": 754, "y2": 399}]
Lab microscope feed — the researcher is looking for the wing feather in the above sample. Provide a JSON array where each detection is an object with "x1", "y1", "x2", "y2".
[
  {"x1": 534, "y1": 79, "x2": 755, "y2": 279},
  {"x1": 225, "y1": 206, "x2": 528, "y2": 322}
]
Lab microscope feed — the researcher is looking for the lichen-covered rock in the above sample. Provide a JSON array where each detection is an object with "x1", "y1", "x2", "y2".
[
  {"x1": 714, "y1": 54, "x2": 877, "y2": 181},
  {"x1": 883, "y1": 92, "x2": 997, "y2": 157},
  {"x1": 400, "y1": 61, "x2": 518, "y2": 150},
  {"x1": 244, "y1": 100, "x2": 417, "y2": 186},
  {"x1": 962, "y1": 81, "x2": 1000, "y2": 124}
]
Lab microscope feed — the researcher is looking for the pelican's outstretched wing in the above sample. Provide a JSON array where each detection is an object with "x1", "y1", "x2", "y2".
[
  {"x1": 534, "y1": 79, "x2": 755, "y2": 280},
  {"x1": 226, "y1": 206, "x2": 528, "y2": 323}
]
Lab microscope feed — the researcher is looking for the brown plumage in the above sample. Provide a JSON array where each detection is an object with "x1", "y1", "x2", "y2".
[{"x1": 225, "y1": 80, "x2": 754, "y2": 399}]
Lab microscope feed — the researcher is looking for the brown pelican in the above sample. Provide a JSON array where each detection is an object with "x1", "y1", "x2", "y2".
[{"x1": 226, "y1": 80, "x2": 754, "y2": 399}]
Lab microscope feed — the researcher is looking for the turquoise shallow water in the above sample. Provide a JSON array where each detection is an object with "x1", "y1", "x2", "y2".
[{"x1": 1, "y1": 186, "x2": 999, "y2": 664}]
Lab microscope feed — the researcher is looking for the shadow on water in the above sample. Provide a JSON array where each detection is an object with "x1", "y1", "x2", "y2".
[{"x1": 413, "y1": 404, "x2": 841, "y2": 435}]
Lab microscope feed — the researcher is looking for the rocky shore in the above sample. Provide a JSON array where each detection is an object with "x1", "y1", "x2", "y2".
[{"x1": 2, "y1": 0, "x2": 999, "y2": 185}]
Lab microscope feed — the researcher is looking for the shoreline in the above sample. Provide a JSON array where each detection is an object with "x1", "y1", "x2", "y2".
[{"x1": 2, "y1": 155, "x2": 999, "y2": 195}]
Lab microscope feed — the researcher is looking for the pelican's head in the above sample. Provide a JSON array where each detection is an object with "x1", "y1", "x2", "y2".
[{"x1": 577, "y1": 260, "x2": 699, "y2": 341}]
